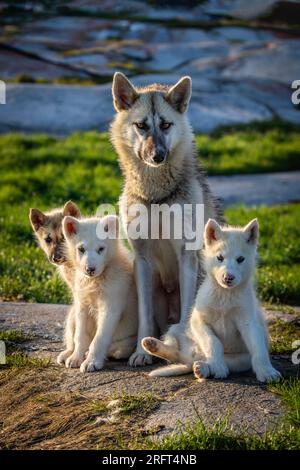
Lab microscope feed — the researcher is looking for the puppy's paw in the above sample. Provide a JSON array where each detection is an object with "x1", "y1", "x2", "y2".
[
  {"x1": 128, "y1": 350, "x2": 153, "y2": 367},
  {"x1": 193, "y1": 360, "x2": 210, "y2": 379},
  {"x1": 255, "y1": 366, "x2": 282, "y2": 383},
  {"x1": 57, "y1": 349, "x2": 73, "y2": 365},
  {"x1": 209, "y1": 361, "x2": 229, "y2": 379},
  {"x1": 65, "y1": 353, "x2": 84, "y2": 369},
  {"x1": 80, "y1": 357, "x2": 104, "y2": 373},
  {"x1": 141, "y1": 337, "x2": 159, "y2": 354}
]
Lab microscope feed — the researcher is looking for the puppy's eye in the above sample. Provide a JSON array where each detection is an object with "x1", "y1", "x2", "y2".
[
  {"x1": 97, "y1": 247, "x2": 105, "y2": 254},
  {"x1": 78, "y1": 246, "x2": 85, "y2": 254},
  {"x1": 161, "y1": 122, "x2": 172, "y2": 130},
  {"x1": 135, "y1": 122, "x2": 148, "y2": 131},
  {"x1": 237, "y1": 256, "x2": 245, "y2": 264},
  {"x1": 45, "y1": 236, "x2": 52, "y2": 244},
  {"x1": 217, "y1": 254, "x2": 224, "y2": 262}
]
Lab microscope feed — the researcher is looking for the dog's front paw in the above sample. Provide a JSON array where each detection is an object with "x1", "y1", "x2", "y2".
[
  {"x1": 65, "y1": 353, "x2": 84, "y2": 369},
  {"x1": 193, "y1": 360, "x2": 210, "y2": 379},
  {"x1": 57, "y1": 349, "x2": 73, "y2": 365},
  {"x1": 255, "y1": 365, "x2": 282, "y2": 383},
  {"x1": 80, "y1": 357, "x2": 104, "y2": 373},
  {"x1": 128, "y1": 350, "x2": 153, "y2": 367},
  {"x1": 208, "y1": 360, "x2": 229, "y2": 379}
]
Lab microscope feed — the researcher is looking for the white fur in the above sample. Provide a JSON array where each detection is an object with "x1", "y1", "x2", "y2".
[
  {"x1": 143, "y1": 219, "x2": 281, "y2": 383},
  {"x1": 61, "y1": 215, "x2": 138, "y2": 372}
]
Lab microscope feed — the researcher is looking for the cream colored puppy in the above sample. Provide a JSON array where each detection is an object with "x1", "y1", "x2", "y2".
[
  {"x1": 143, "y1": 218, "x2": 281, "y2": 383},
  {"x1": 62, "y1": 215, "x2": 138, "y2": 372}
]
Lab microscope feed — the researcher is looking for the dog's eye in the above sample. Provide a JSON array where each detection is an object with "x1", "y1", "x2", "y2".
[
  {"x1": 97, "y1": 247, "x2": 105, "y2": 254},
  {"x1": 237, "y1": 256, "x2": 245, "y2": 264},
  {"x1": 217, "y1": 254, "x2": 224, "y2": 262},
  {"x1": 135, "y1": 122, "x2": 148, "y2": 131},
  {"x1": 45, "y1": 236, "x2": 52, "y2": 244},
  {"x1": 78, "y1": 246, "x2": 85, "y2": 254},
  {"x1": 161, "y1": 122, "x2": 172, "y2": 130}
]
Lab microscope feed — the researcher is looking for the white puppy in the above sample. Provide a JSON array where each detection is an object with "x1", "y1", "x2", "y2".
[
  {"x1": 142, "y1": 218, "x2": 281, "y2": 383},
  {"x1": 62, "y1": 215, "x2": 138, "y2": 373}
]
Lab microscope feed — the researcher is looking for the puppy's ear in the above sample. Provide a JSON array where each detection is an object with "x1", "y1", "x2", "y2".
[
  {"x1": 29, "y1": 208, "x2": 47, "y2": 232},
  {"x1": 243, "y1": 218, "x2": 259, "y2": 244},
  {"x1": 112, "y1": 72, "x2": 138, "y2": 112},
  {"x1": 101, "y1": 215, "x2": 119, "y2": 238},
  {"x1": 204, "y1": 219, "x2": 222, "y2": 246},
  {"x1": 63, "y1": 216, "x2": 79, "y2": 239},
  {"x1": 166, "y1": 76, "x2": 192, "y2": 113},
  {"x1": 63, "y1": 200, "x2": 81, "y2": 219}
]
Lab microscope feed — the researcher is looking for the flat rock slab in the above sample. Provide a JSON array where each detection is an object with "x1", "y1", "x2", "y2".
[
  {"x1": 0, "y1": 301, "x2": 299, "y2": 439},
  {"x1": 210, "y1": 171, "x2": 300, "y2": 206},
  {"x1": 1, "y1": 79, "x2": 300, "y2": 135}
]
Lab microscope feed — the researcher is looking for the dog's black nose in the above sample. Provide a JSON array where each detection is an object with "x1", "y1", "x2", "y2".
[
  {"x1": 86, "y1": 266, "x2": 96, "y2": 275},
  {"x1": 153, "y1": 151, "x2": 166, "y2": 164}
]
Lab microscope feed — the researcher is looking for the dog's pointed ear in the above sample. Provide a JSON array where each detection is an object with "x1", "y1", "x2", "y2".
[
  {"x1": 101, "y1": 215, "x2": 119, "y2": 238},
  {"x1": 112, "y1": 72, "x2": 138, "y2": 112},
  {"x1": 166, "y1": 76, "x2": 192, "y2": 113},
  {"x1": 243, "y1": 218, "x2": 259, "y2": 244},
  {"x1": 204, "y1": 219, "x2": 222, "y2": 246},
  {"x1": 63, "y1": 200, "x2": 81, "y2": 218},
  {"x1": 29, "y1": 208, "x2": 47, "y2": 232},
  {"x1": 63, "y1": 216, "x2": 79, "y2": 239}
]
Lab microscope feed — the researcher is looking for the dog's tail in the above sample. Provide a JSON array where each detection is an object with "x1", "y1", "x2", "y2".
[{"x1": 149, "y1": 363, "x2": 192, "y2": 377}]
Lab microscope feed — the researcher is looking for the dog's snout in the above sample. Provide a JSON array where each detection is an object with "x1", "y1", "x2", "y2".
[
  {"x1": 52, "y1": 254, "x2": 64, "y2": 264},
  {"x1": 86, "y1": 266, "x2": 96, "y2": 276},
  {"x1": 152, "y1": 149, "x2": 167, "y2": 165},
  {"x1": 223, "y1": 273, "x2": 235, "y2": 283}
]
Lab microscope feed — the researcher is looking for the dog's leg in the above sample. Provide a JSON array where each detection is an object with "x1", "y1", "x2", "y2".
[
  {"x1": 129, "y1": 255, "x2": 154, "y2": 366},
  {"x1": 57, "y1": 305, "x2": 75, "y2": 365},
  {"x1": 80, "y1": 300, "x2": 123, "y2": 373},
  {"x1": 235, "y1": 307, "x2": 281, "y2": 383},
  {"x1": 191, "y1": 315, "x2": 229, "y2": 379},
  {"x1": 179, "y1": 250, "x2": 198, "y2": 323},
  {"x1": 142, "y1": 336, "x2": 179, "y2": 362},
  {"x1": 65, "y1": 303, "x2": 91, "y2": 369}
]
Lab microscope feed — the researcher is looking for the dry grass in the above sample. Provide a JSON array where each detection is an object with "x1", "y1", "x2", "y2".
[{"x1": 0, "y1": 368, "x2": 158, "y2": 450}]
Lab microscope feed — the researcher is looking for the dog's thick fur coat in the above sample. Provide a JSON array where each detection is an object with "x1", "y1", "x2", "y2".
[
  {"x1": 142, "y1": 219, "x2": 281, "y2": 383},
  {"x1": 29, "y1": 201, "x2": 81, "y2": 363},
  {"x1": 110, "y1": 73, "x2": 224, "y2": 366},
  {"x1": 62, "y1": 215, "x2": 138, "y2": 372}
]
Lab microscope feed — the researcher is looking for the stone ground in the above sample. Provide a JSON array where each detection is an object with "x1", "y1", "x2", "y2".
[
  {"x1": 211, "y1": 170, "x2": 300, "y2": 206},
  {"x1": 0, "y1": 301, "x2": 299, "y2": 449},
  {"x1": 0, "y1": 0, "x2": 300, "y2": 133}
]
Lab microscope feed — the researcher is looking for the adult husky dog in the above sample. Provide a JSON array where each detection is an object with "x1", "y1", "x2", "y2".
[{"x1": 110, "y1": 72, "x2": 223, "y2": 366}]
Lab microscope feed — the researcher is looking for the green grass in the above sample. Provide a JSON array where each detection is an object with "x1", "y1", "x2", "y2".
[
  {"x1": 117, "y1": 393, "x2": 158, "y2": 416},
  {"x1": 196, "y1": 121, "x2": 300, "y2": 175},
  {"x1": 148, "y1": 378, "x2": 300, "y2": 450},
  {"x1": 0, "y1": 128, "x2": 299, "y2": 304},
  {"x1": 4, "y1": 352, "x2": 50, "y2": 369},
  {"x1": 0, "y1": 329, "x2": 50, "y2": 369},
  {"x1": 0, "y1": 329, "x2": 31, "y2": 346},
  {"x1": 226, "y1": 204, "x2": 300, "y2": 305},
  {"x1": 90, "y1": 393, "x2": 158, "y2": 418},
  {"x1": 269, "y1": 320, "x2": 300, "y2": 354}
]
